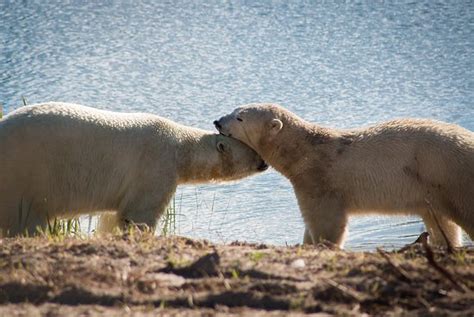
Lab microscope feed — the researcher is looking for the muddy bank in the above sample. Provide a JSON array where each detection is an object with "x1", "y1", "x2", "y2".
[{"x1": 0, "y1": 234, "x2": 473, "y2": 316}]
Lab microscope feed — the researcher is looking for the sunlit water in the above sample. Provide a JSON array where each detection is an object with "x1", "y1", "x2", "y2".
[{"x1": 1, "y1": 1, "x2": 473, "y2": 250}]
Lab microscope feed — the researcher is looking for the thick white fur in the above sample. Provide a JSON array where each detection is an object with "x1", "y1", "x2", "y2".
[
  {"x1": 0, "y1": 102, "x2": 264, "y2": 236},
  {"x1": 215, "y1": 103, "x2": 474, "y2": 248}
]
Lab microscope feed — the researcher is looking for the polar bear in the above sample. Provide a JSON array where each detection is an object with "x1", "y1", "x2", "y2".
[
  {"x1": 0, "y1": 102, "x2": 268, "y2": 236},
  {"x1": 214, "y1": 103, "x2": 474, "y2": 248}
]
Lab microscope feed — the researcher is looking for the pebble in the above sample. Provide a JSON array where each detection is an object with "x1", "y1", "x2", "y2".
[{"x1": 291, "y1": 258, "x2": 306, "y2": 269}]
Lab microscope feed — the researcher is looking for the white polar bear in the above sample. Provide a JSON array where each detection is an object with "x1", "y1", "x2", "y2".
[
  {"x1": 214, "y1": 103, "x2": 474, "y2": 248},
  {"x1": 0, "y1": 102, "x2": 267, "y2": 236}
]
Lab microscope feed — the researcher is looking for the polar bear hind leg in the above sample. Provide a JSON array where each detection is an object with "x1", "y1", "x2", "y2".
[
  {"x1": 420, "y1": 201, "x2": 462, "y2": 248},
  {"x1": 303, "y1": 227, "x2": 312, "y2": 244},
  {"x1": 96, "y1": 212, "x2": 122, "y2": 234},
  {"x1": 421, "y1": 214, "x2": 461, "y2": 248}
]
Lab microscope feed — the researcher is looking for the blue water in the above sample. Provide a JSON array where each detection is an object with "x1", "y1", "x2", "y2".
[{"x1": 1, "y1": 1, "x2": 473, "y2": 249}]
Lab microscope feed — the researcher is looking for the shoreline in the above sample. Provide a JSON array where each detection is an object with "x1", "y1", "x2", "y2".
[{"x1": 0, "y1": 234, "x2": 473, "y2": 316}]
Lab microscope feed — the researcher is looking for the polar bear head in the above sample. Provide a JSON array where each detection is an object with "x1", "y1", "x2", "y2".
[
  {"x1": 214, "y1": 103, "x2": 285, "y2": 155},
  {"x1": 212, "y1": 134, "x2": 269, "y2": 181}
]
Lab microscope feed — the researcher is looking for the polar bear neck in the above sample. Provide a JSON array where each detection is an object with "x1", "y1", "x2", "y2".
[
  {"x1": 176, "y1": 131, "x2": 222, "y2": 184},
  {"x1": 259, "y1": 117, "x2": 339, "y2": 179}
]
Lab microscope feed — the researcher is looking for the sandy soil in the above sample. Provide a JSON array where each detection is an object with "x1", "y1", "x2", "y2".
[{"x1": 0, "y1": 233, "x2": 473, "y2": 316}]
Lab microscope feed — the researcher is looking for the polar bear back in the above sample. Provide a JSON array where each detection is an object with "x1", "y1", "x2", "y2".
[
  {"x1": 334, "y1": 119, "x2": 474, "y2": 193},
  {"x1": 0, "y1": 103, "x2": 185, "y2": 223}
]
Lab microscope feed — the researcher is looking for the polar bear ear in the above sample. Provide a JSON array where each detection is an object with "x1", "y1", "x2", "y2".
[
  {"x1": 216, "y1": 141, "x2": 227, "y2": 153},
  {"x1": 270, "y1": 119, "x2": 283, "y2": 135}
]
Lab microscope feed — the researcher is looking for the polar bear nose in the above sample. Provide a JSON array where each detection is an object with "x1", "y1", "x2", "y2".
[
  {"x1": 257, "y1": 161, "x2": 269, "y2": 171},
  {"x1": 213, "y1": 120, "x2": 222, "y2": 130}
]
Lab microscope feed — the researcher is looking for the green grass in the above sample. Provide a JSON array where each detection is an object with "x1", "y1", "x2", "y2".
[
  {"x1": 15, "y1": 195, "x2": 178, "y2": 239},
  {"x1": 39, "y1": 217, "x2": 83, "y2": 240},
  {"x1": 161, "y1": 196, "x2": 177, "y2": 236},
  {"x1": 249, "y1": 251, "x2": 266, "y2": 263},
  {"x1": 231, "y1": 268, "x2": 240, "y2": 279}
]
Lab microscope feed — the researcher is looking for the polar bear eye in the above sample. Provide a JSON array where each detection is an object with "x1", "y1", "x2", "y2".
[
  {"x1": 236, "y1": 117, "x2": 243, "y2": 122},
  {"x1": 217, "y1": 141, "x2": 226, "y2": 153}
]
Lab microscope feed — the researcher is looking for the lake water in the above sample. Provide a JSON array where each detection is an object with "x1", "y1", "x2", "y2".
[{"x1": 1, "y1": 1, "x2": 473, "y2": 250}]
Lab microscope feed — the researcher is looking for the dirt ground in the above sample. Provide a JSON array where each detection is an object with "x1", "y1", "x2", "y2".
[{"x1": 0, "y1": 233, "x2": 473, "y2": 316}]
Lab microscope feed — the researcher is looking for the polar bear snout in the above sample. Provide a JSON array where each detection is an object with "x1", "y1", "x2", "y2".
[
  {"x1": 214, "y1": 119, "x2": 229, "y2": 136},
  {"x1": 213, "y1": 120, "x2": 222, "y2": 130},
  {"x1": 257, "y1": 160, "x2": 269, "y2": 171},
  {"x1": 213, "y1": 117, "x2": 233, "y2": 137}
]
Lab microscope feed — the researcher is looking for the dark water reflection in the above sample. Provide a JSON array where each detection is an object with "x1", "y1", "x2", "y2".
[{"x1": 1, "y1": 1, "x2": 473, "y2": 249}]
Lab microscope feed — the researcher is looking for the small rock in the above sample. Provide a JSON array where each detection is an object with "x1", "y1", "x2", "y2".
[{"x1": 291, "y1": 258, "x2": 306, "y2": 269}]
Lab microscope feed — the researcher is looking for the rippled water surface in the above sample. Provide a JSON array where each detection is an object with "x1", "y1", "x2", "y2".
[{"x1": 1, "y1": 1, "x2": 473, "y2": 249}]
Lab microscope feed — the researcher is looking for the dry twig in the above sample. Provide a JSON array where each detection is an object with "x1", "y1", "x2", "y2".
[
  {"x1": 424, "y1": 197, "x2": 454, "y2": 253},
  {"x1": 377, "y1": 248, "x2": 411, "y2": 282},
  {"x1": 322, "y1": 277, "x2": 364, "y2": 302},
  {"x1": 421, "y1": 235, "x2": 469, "y2": 293}
]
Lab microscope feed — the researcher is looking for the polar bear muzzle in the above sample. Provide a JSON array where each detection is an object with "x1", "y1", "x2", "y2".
[{"x1": 215, "y1": 134, "x2": 267, "y2": 179}]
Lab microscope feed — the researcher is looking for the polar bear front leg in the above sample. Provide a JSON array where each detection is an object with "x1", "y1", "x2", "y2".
[
  {"x1": 296, "y1": 190, "x2": 348, "y2": 248},
  {"x1": 5, "y1": 198, "x2": 49, "y2": 236}
]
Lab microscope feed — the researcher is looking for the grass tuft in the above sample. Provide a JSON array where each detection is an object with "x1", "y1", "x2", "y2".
[
  {"x1": 249, "y1": 251, "x2": 266, "y2": 263},
  {"x1": 38, "y1": 217, "x2": 83, "y2": 240},
  {"x1": 161, "y1": 196, "x2": 177, "y2": 236},
  {"x1": 21, "y1": 96, "x2": 28, "y2": 106}
]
